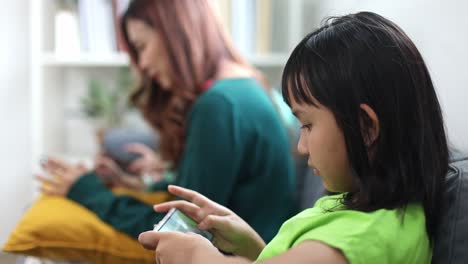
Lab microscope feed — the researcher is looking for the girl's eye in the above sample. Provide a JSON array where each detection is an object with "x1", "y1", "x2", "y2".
[{"x1": 300, "y1": 124, "x2": 312, "y2": 131}]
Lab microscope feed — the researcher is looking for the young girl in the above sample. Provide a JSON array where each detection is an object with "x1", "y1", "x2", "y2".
[
  {"x1": 138, "y1": 12, "x2": 449, "y2": 264},
  {"x1": 37, "y1": 0, "x2": 296, "y2": 242}
]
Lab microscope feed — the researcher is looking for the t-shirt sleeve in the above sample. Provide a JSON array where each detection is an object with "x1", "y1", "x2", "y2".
[
  {"x1": 293, "y1": 211, "x2": 387, "y2": 264},
  {"x1": 176, "y1": 93, "x2": 243, "y2": 205}
]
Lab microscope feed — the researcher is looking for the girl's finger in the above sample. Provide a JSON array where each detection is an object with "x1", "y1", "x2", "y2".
[
  {"x1": 138, "y1": 231, "x2": 162, "y2": 250},
  {"x1": 198, "y1": 214, "x2": 232, "y2": 231},
  {"x1": 153, "y1": 201, "x2": 202, "y2": 221},
  {"x1": 167, "y1": 185, "x2": 211, "y2": 207}
]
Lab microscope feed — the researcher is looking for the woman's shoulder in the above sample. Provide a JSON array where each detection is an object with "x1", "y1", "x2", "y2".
[
  {"x1": 192, "y1": 78, "x2": 271, "y2": 113},
  {"x1": 208, "y1": 77, "x2": 265, "y2": 97}
]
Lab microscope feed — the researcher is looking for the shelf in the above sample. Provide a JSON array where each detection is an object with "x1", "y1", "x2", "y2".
[
  {"x1": 57, "y1": 153, "x2": 94, "y2": 165},
  {"x1": 41, "y1": 52, "x2": 130, "y2": 67},
  {"x1": 247, "y1": 53, "x2": 289, "y2": 67},
  {"x1": 41, "y1": 52, "x2": 289, "y2": 67}
]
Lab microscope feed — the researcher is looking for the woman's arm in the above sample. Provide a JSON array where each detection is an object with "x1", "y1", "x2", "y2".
[
  {"x1": 114, "y1": 173, "x2": 145, "y2": 190},
  {"x1": 66, "y1": 172, "x2": 166, "y2": 238},
  {"x1": 37, "y1": 157, "x2": 165, "y2": 239}
]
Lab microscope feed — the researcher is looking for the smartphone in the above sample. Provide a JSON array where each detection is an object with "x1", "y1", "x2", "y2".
[{"x1": 153, "y1": 208, "x2": 213, "y2": 241}]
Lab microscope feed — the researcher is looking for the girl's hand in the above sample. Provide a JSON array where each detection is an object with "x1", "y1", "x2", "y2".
[
  {"x1": 125, "y1": 143, "x2": 168, "y2": 175},
  {"x1": 36, "y1": 157, "x2": 88, "y2": 196},
  {"x1": 154, "y1": 185, "x2": 266, "y2": 261},
  {"x1": 139, "y1": 231, "x2": 223, "y2": 264}
]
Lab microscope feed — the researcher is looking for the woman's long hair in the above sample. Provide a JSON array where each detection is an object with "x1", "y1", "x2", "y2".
[{"x1": 121, "y1": 0, "x2": 267, "y2": 165}]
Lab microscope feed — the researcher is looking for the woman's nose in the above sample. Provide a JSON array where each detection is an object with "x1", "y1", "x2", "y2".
[{"x1": 138, "y1": 58, "x2": 150, "y2": 75}]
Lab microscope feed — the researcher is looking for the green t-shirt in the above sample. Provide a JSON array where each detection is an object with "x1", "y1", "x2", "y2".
[{"x1": 256, "y1": 194, "x2": 431, "y2": 264}]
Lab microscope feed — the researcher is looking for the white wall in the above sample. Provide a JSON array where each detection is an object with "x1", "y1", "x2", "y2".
[
  {"x1": 0, "y1": 0, "x2": 31, "y2": 245},
  {"x1": 305, "y1": 0, "x2": 468, "y2": 152}
]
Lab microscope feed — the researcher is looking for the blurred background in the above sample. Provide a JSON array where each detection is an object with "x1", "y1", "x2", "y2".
[{"x1": 1, "y1": 0, "x2": 467, "y2": 261}]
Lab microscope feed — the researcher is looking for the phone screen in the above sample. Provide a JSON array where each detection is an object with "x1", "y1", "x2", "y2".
[{"x1": 154, "y1": 208, "x2": 213, "y2": 241}]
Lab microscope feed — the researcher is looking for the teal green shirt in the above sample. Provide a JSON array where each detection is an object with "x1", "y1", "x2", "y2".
[
  {"x1": 256, "y1": 194, "x2": 431, "y2": 263},
  {"x1": 68, "y1": 78, "x2": 297, "y2": 241}
]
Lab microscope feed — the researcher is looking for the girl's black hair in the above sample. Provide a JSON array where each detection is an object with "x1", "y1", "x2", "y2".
[{"x1": 282, "y1": 12, "x2": 448, "y2": 243}]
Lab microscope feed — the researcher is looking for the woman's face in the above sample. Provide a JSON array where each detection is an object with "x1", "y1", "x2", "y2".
[
  {"x1": 126, "y1": 18, "x2": 172, "y2": 90},
  {"x1": 290, "y1": 95, "x2": 355, "y2": 193}
]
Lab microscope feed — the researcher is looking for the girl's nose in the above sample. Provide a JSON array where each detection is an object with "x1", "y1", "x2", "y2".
[{"x1": 297, "y1": 134, "x2": 308, "y2": 156}]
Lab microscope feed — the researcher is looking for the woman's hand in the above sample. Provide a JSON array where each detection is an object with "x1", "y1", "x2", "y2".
[
  {"x1": 36, "y1": 157, "x2": 88, "y2": 196},
  {"x1": 154, "y1": 185, "x2": 266, "y2": 261},
  {"x1": 95, "y1": 154, "x2": 145, "y2": 191},
  {"x1": 139, "y1": 231, "x2": 223, "y2": 264},
  {"x1": 125, "y1": 143, "x2": 168, "y2": 176},
  {"x1": 94, "y1": 154, "x2": 127, "y2": 184},
  {"x1": 94, "y1": 154, "x2": 125, "y2": 185}
]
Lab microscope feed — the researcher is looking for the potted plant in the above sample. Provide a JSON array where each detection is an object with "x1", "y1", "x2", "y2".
[{"x1": 80, "y1": 68, "x2": 134, "y2": 143}]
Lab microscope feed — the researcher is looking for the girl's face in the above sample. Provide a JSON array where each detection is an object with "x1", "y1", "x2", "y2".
[
  {"x1": 290, "y1": 96, "x2": 355, "y2": 193},
  {"x1": 126, "y1": 18, "x2": 172, "y2": 90}
]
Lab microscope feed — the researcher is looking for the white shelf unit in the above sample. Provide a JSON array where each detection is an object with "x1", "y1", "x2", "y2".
[
  {"x1": 41, "y1": 52, "x2": 130, "y2": 67},
  {"x1": 30, "y1": 0, "x2": 306, "y2": 175},
  {"x1": 40, "y1": 52, "x2": 291, "y2": 68}
]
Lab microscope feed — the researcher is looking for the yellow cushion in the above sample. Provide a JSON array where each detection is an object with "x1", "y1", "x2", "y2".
[{"x1": 2, "y1": 189, "x2": 172, "y2": 264}]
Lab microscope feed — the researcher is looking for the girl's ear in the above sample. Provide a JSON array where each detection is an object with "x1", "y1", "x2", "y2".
[{"x1": 359, "y1": 104, "x2": 380, "y2": 147}]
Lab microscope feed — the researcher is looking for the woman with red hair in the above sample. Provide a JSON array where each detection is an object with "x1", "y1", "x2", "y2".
[{"x1": 38, "y1": 0, "x2": 297, "y2": 243}]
